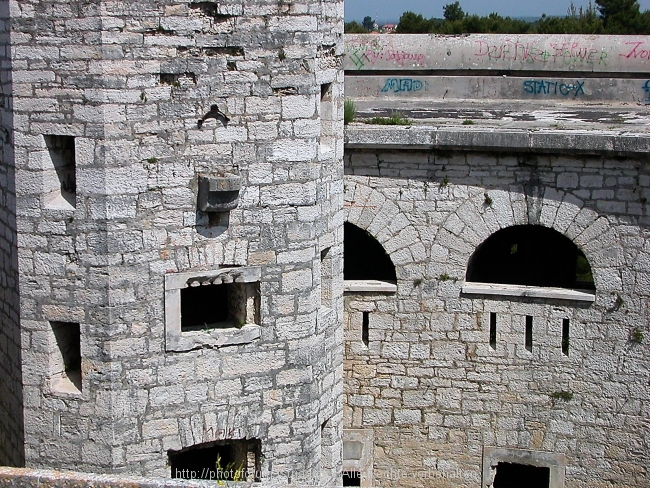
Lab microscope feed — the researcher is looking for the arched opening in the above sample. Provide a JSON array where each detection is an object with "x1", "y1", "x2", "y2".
[
  {"x1": 466, "y1": 225, "x2": 595, "y2": 291},
  {"x1": 344, "y1": 222, "x2": 397, "y2": 282}
]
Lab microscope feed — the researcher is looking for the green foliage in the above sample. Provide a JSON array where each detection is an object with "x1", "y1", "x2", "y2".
[
  {"x1": 366, "y1": 112, "x2": 411, "y2": 126},
  {"x1": 575, "y1": 255, "x2": 594, "y2": 285},
  {"x1": 345, "y1": 21, "x2": 369, "y2": 33},
  {"x1": 278, "y1": 48, "x2": 286, "y2": 61},
  {"x1": 550, "y1": 390, "x2": 574, "y2": 402},
  {"x1": 438, "y1": 273, "x2": 451, "y2": 281},
  {"x1": 631, "y1": 327, "x2": 644, "y2": 343},
  {"x1": 484, "y1": 193, "x2": 493, "y2": 206},
  {"x1": 394, "y1": 0, "x2": 650, "y2": 34},
  {"x1": 362, "y1": 15, "x2": 375, "y2": 31},
  {"x1": 215, "y1": 454, "x2": 245, "y2": 482},
  {"x1": 440, "y1": 175, "x2": 449, "y2": 187},
  {"x1": 344, "y1": 98, "x2": 356, "y2": 125},
  {"x1": 396, "y1": 11, "x2": 438, "y2": 33},
  {"x1": 462, "y1": 119, "x2": 474, "y2": 125},
  {"x1": 146, "y1": 157, "x2": 158, "y2": 164},
  {"x1": 443, "y1": 1, "x2": 465, "y2": 21}
]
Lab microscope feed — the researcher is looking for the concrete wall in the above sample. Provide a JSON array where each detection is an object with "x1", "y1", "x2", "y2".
[
  {"x1": 344, "y1": 34, "x2": 650, "y2": 104},
  {"x1": 342, "y1": 126, "x2": 650, "y2": 487},
  {"x1": 0, "y1": 0, "x2": 24, "y2": 468},
  {"x1": 10, "y1": 0, "x2": 344, "y2": 482}
]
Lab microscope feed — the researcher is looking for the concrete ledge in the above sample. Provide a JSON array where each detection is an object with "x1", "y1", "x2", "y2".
[
  {"x1": 344, "y1": 280, "x2": 397, "y2": 293},
  {"x1": 345, "y1": 34, "x2": 650, "y2": 73},
  {"x1": 0, "y1": 467, "x2": 337, "y2": 488},
  {"x1": 345, "y1": 125, "x2": 650, "y2": 157},
  {"x1": 461, "y1": 282, "x2": 595, "y2": 302}
]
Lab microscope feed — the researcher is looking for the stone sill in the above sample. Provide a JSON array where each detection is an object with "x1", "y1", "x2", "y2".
[
  {"x1": 344, "y1": 280, "x2": 397, "y2": 294},
  {"x1": 48, "y1": 372, "x2": 82, "y2": 398},
  {"x1": 461, "y1": 281, "x2": 595, "y2": 302},
  {"x1": 345, "y1": 125, "x2": 650, "y2": 157},
  {"x1": 167, "y1": 323, "x2": 261, "y2": 353}
]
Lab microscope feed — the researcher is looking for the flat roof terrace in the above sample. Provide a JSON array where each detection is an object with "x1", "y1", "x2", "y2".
[{"x1": 345, "y1": 34, "x2": 650, "y2": 152}]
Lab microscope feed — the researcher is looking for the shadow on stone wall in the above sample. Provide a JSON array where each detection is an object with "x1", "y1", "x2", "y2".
[{"x1": 0, "y1": 0, "x2": 25, "y2": 467}]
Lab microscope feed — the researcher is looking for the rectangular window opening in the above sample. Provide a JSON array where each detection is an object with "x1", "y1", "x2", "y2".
[
  {"x1": 50, "y1": 321, "x2": 81, "y2": 393},
  {"x1": 362, "y1": 312, "x2": 369, "y2": 346},
  {"x1": 525, "y1": 316, "x2": 533, "y2": 352},
  {"x1": 493, "y1": 462, "x2": 550, "y2": 488},
  {"x1": 489, "y1": 312, "x2": 497, "y2": 350},
  {"x1": 321, "y1": 82, "x2": 332, "y2": 102},
  {"x1": 180, "y1": 281, "x2": 259, "y2": 331},
  {"x1": 169, "y1": 439, "x2": 260, "y2": 481},
  {"x1": 343, "y1": 470, "x2": 361, "y2": 487},
  {"x1": 44, "y1": 135, "x2": 76, "y2": 210},
  {"x1": 562, "y1": 318, "x2": 570, "y2": 356}
]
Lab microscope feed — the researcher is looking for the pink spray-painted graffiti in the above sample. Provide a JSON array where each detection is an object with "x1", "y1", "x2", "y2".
[
  {"x1": 474, "y1": 40, "x2": 608, "y2": 65},
  {"x1": 620, "y1": 41, "x2": 650, "y2": 59},
  {"x1": 346, "y1": 39, "x2": 426, "y2": 70}
]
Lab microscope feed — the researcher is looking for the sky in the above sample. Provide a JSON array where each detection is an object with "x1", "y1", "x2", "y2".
[{"x1": 345, "y1": 0, "x2": 650, "y2": 24}]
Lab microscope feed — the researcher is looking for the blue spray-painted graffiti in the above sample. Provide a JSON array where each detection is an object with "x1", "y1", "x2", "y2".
[
  {"x1": 381, "y1": 78, "x2": 427, "y2": 93},
  {"x1": 523, "y1": 80, "x2": 585, "y2": 98},
  {"x1": 643, "y1": 80, "x2": 650, "y2": 102}
]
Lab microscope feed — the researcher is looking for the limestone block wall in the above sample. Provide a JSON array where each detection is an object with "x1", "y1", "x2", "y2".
[
  {"x1": 0, "y1": 0, "x2": 23, "y2": 468},
  {"x1": 343, "y1": 141, "x2": 650, "y2": 487},
  {"x1": 9, "y1": 0, "x2": 344, "y2": 482}
]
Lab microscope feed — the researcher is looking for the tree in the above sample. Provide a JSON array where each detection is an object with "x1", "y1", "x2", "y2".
[
  {"x1": 345, "y1": 21, "x2": 369, "y2": 33},
  {"x1": 595, "y1": 0, "x2": 643, "y2": 33},
  {"x1": 443, "y1": 1, "x2": 465, "y2": 21},
  {"x1": 362, "y1": 16, "x2": 375, "y2": 31},
  {"x1": 396, "y1": 11, "x2": 434, "y2": 33}
]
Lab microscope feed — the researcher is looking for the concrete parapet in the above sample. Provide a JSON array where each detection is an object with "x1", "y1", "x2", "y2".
[
  {"x1": 345, "y1": 125, "x2": 650, "y2": 156},
  {"x1": 345, "y1": 34, "x2": 650, "y2": 73},
  {"x1": 0, "y1": 467, "x2": 336, "y2": 488}
]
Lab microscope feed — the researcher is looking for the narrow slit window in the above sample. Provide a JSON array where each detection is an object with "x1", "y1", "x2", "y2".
[
  {"x1": 562, "y1": 319, "x2": 570, "y2": 356},
  {"x1": 50, "y1": 321, "x2": 81, "y2": 393},
  {"x1": 321, "y1": 247, "x2": 332, "y2": 309},
  {"x1": 525, "y1": 316, "x2": 533, "y2": 352},
  {"x1": 43, "y1": 135, "x2": 76, "y2": 210},
  {"x1": 489, "y1": 312, "x2": 497, "y2": 349},
  {"x1": 362, "y1": 312, "x2": 369, "y2": 346}
]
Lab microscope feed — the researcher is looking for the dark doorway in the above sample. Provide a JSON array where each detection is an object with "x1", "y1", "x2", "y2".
[
  {"x1": 493, "y1": 462, "x2": 550, "y2": 488},
  {"x1": 466, "y1": 225, "x2": 595, "y2": 290},
  {"x1": 169, "y1": 439, "x2": 260, "y2": 481},
  {"x1": 344, "y1": 222, "x2": 396, "y2": 281},
  {"x1": 343, "y1": 470, "x2": 362, "y2": 486}
]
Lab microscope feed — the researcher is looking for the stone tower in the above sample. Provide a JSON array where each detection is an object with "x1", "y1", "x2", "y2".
[{"x1": 0, "y1": 0, "x2": 344, "y2": 482}]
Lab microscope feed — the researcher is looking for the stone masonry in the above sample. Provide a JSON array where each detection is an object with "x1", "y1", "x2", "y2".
[
  {"x1": 1, "y1": 0, "x2": 344, "y2": 483},
  {"x1": 342, "y1": 34, "x2": 650, "y2": 488}
]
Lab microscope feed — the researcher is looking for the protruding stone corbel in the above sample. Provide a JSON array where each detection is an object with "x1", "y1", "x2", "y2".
[{"x1": 198, "y1": 174, "x2": 241, "y2": 212}]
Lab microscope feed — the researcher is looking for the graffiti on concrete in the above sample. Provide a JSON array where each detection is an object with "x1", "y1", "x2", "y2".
[
  {"x1": 381, "y1": 78, "x2": 427, "y2": 93},
  {"x1": 620, "y1": 41, "x2": 650, "y2": 59},
  {"x1": 523, "y1": 79, "x2": 585, "y2": 97},
  {"x1": 475, "y1": 40, "x2": 607, "y2": 66},
  {"x1": 345, "y1": 38, "x2": 426, "y2": 70},
  {"x1": 643, "y1": 80, "x2": 650, "y2": 102}
]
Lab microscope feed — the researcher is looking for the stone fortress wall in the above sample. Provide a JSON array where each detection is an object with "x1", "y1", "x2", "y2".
[
  {"x1": 0, "y1": 18, "x2": 649, "y2": 488},
  {"x1": 1, "y1": 0, "x2": 344, "y2": 483},
  {"x1": 342, "y1": 34, "x2": 650, "y2": 488}
]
